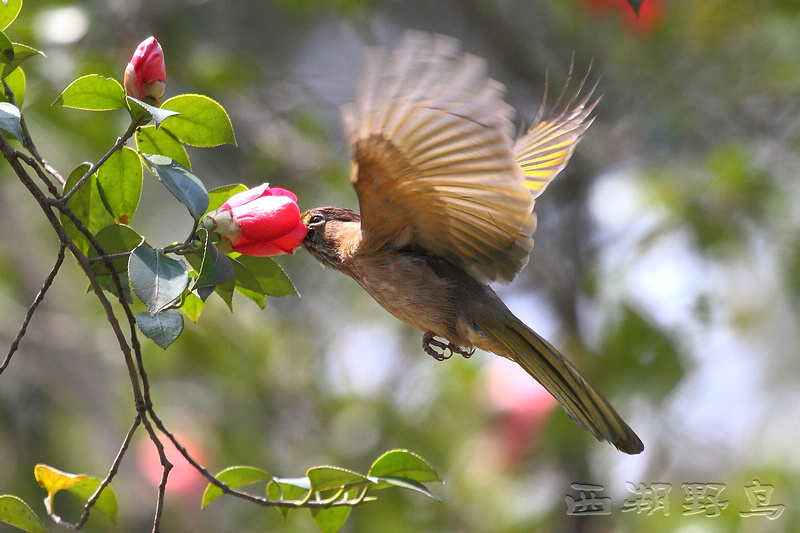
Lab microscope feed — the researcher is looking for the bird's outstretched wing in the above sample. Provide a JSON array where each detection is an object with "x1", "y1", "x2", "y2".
[
  {"x1": 514, "y1": 68, "x2": 599, "y2": 198},
  {"x1": 342, "y1": 31, "x2": 536, "y2": 284}
]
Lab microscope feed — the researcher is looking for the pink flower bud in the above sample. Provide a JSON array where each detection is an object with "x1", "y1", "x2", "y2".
[
  {"x1": 202, "y1": 184, "x2": 308, "y2": 257},
  {"x1": 124, "y1": 37, "x2": 166, "y2": 106}
]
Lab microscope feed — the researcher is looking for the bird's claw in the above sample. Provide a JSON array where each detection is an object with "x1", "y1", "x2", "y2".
[{"x1": 422, "y1": 331, "x2": 475, "y2": 361}]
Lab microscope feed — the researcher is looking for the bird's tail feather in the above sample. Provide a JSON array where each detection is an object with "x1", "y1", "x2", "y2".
[{"x1": 483, "y1": 316, "x2": 644, "y2": 454}]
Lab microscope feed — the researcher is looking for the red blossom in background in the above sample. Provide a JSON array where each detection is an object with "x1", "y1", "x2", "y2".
[
  {"x1": 124, "y1": 36, "x2": 166, "y2": 106},
  {"x1": 483, "y1": 359, "x2": 558, "y2": 467},
  {"x1": 581, "y1": 0, "x2": 664, "y2": 35},
  {"x1": 202, "y1": 184, "x2": 308, "y2": 256}
]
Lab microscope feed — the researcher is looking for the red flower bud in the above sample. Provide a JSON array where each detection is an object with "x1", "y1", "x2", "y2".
[
  {"x1": 202, "y1": 184, "x2": 308, "y2": 257},
  {"x1": 124, "y1": 36, "x2": 166, "y2": 106}
]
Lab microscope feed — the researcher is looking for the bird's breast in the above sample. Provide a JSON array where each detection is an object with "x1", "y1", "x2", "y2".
[{"x1": 347, "y1": 248, "x2": 498, "y2": 349}]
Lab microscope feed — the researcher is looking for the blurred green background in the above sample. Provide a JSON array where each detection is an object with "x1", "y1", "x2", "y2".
[{"x1": 2, "y1": 0, "x2": 799, "y2": 531}]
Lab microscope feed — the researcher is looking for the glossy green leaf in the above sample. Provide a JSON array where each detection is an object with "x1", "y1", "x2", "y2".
[
  {"x1": 0, "y1": 43, "x2": 40, "y2": 80},
  {"x1": 0, "y1": 30, "x2": 12, "y2": 64},
  {"x1": 191, "y1": 230, "x2": 235, "y2": 290},
  {"x1": 67, "y1": 478, "x2": 118, "y2": 523},
  {"x1": 234, "y1": 255, "x2": 298, "y2": 297},
  {"x1": 0, "y1": 66, "x2": 25, "y2": 107},
  {"x1": 206, "y1": 183, "x2": 247, "y2": 215},
  {"x1": 201, "y1": 466, "x2": 270, "y2": 510},
  {"x1": 89, "y1": 224, "x2": 143, "y2": 301},
  {"x1": 0, "y1": 101, "x2": 20, "y2": 140},
  {"x1": 310, "y1": 504, "x2": 352, "y2": 533},
  {"x1": 161, "y1": 94, "x2": 237, "y2": 147},
  {"x1": 267, "y1": 478, "x2": 308, "y2": 521},
  {"x1": 53, "y1": 74, "x2": 125, "y2": 110},
  {"x1": 126, "y1": 96, "x2": 179, "y2": 128},
  {"x1": 180, "y1": 292, "x2": 205, "y2": 322},
  {"x1": 307, "y1": 467, "x2": 372, "y2": 493},
  {"x1": 96, "y1": 146, "x2": 142, "y2": 225},
  {"x1": 128, "y1": 244, "x2": 189, "y2": 314},
  {"x1": 0, "y1": 0, "x2": 21, "y2": 31},
  {"x1": 34, "y1": 464, "x2": 88, "y2": 514},
  {"x1": 368, "y1": 449, "x2": 440, "y2": 484},
  {"x1": 60, "y1": 162, "x2": 116, "y2": 256},
  {"x1": 0, "y1": 495, "x2": 46, "y2": 533},
  {"x1": 136, "y1": 310, "x2": 184, "y2": 349},
  {"x1": 136, "y1": 125, "x2": 190, "y2": 169},
  {"x1": 141, "y1": 153, "x2": 209, "y2": 221},
  {"x1": 231, "y1": 257, "x2": 266, "y2": 293},
  {"x1": 370, "y1": 476, "x2": 440, "y2": 501}
]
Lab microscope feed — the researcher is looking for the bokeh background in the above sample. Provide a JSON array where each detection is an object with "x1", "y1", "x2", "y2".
[{"x1": 1, "y1": 0, "x2": 799, "y2": 531}]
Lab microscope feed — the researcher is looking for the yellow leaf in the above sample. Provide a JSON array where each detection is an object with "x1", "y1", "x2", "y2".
[{"x1": 34, "y1": 464, "x2": 89, "y2": 514}]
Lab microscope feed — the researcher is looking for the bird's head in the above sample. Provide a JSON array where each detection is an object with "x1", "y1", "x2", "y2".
[{"x1": 301, "y1": 207, "x2": 361, "y2": 271}]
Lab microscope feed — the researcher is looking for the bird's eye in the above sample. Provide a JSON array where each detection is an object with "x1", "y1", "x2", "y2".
[{"x1": 309, "y1": 214, "x2": 325, "y2": 225}]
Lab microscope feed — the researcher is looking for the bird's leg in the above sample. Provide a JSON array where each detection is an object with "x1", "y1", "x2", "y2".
[{"x1": 422, "y1": 331, "x2": 475, "y2": 361}]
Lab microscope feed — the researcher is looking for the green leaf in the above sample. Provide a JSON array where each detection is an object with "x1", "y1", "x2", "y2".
[
  {"x1": 234, "y1": 255, "x2": 298, "y2": 297},
  {"x1": 1, "y1": 43, "x2": 41, "y2": 80},
  {"x1": 0, "y1": 495, "x2": 46, "y2": 533},
  {"x1": 267, "y1": 478, "x2": 308, "y2": 521},
  {"x1": 96, "y1": 146, "x2": 142, "y2": 225},
  {"x1": 307, "y1": 467, "x2": 372, "y2": 493},
  {"x1": 231, "y1": 257, "x2": 266, "y2": 293},
  {"x1": 180, "y1": 292, "x2": 205, "y2": 322},
  {"x1": 206, "y1": 183, "x2": 247, "y2": 215},
  {"x1": 126, "y1": 96, "x2": 179, "y2": 128},
  {"x1": 67, "y1": 478, "x2": 118, "y2": 523},
  {"x1": 0, "y1": 30, "x2": 13, "y2": 64},
  {"x1": 0, "y1": 0, "x2": 21, "y2": 31},
  {"x1": 368, "y1": 450, "x2": 440, "y2": 484},
  {"x1": 0, "y1": 66, "x2": 25, "y2": 107},
  {"x1": 141, "y1": 153, "x2": 209, "y2": 221},
  {"x1": 191, "y1": 230, "x2": 235, "y2": 290},
  {"x1": 0, "y1": 101, "x2": 20, "y2": 140},
  {"x1": 128, "y1": 244, "x2": 189, "y2": 314},
  {"x1": 161, "y1": 94, "x2": 237, "y2": 147},
  {"x1": 136, "y1": 125, "x2": 190, "y2": 169},
  {"x1": 60, "y1": 162, "x2": 117, "y2": 256},
  {"x1": 370, "y1": 476, "x2": 440, "y2": 502},
  {"x1": 310, "y1": 505, "x2": 352, "y2": 533},
  {"x1": 53, "y1": 74, "x2": 126, "y2": 111},
  {"x1": 136, "y1": 310, "x2": 184, "y2": 349},
  {"x1": 34, "y1": 464, "x2": 88, "y2": 514},
  {"x1": 627, "y1": 0, "x2": 643, "y2": 15},
  {"x1": 89, "y1": 224, "x2": 144, "y2": 301},
  {"x1": 201, "y1": 466, "x2": 270, "y2": 510}
]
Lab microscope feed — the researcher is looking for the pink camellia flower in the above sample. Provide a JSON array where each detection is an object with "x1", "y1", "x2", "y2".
[
  {"x1": 202, "y1": 184, "x2": 308, "y2": 256},
  {"x1": 124, "y1": 36, "x2": 166, "y2": 106}
]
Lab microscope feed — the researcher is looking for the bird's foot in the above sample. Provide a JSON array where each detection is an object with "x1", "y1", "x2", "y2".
[{"x1": 422, "y1": 331, "x2": 475, "y2": 361}]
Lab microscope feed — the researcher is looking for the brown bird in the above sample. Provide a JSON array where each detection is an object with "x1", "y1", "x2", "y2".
[{"x1": 301, "y1": 32, "x2": 643, "y2": 454}]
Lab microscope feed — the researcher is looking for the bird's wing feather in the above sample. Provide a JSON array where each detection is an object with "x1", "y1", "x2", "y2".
[
  {"x1": 515, "y1": 69, "x2": 599, "y2": 198},
  {"x1": 342, "y1": 32, "x2": 536, "y2": 284}
]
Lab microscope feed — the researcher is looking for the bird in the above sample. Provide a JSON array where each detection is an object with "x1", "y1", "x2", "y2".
[{"x1": 301, "y1": 31, "x2": 644, "y2": 455}]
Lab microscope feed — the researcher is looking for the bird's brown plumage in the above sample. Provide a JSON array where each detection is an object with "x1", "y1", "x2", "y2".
[{"x1": 302, "y1": 32, "x2": 643, "y2": 454}]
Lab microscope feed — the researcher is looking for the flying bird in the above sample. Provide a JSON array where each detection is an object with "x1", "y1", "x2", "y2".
[{"x1": 302, "y1": 32, "x2": 643, "y2": 454}]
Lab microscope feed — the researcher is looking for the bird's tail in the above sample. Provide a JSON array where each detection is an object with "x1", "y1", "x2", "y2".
[{"x1": 482, "y1": 316, "x2": 644, "y2": 454}]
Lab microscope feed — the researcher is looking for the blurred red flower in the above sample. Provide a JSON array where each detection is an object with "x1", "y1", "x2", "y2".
[{"x1": 581, "y1": 0, "x2": 664, "y2": 35}]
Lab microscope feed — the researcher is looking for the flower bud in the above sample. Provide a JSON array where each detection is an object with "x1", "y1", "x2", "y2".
[
  {"x1": 124, "y1": 37, "x2": 166, "y2": 106},
  {"x1": 202, "y1": 184, "x2": 307, "y2": 257}
]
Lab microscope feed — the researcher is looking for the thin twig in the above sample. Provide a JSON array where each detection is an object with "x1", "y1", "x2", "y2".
[
  {"x1": 2, "y1": 80, "x2": 63, "y2": 189},
  {"x1": 54, "y1": 415, "x2": 143, "y2": 530},
  {"x1": 0, "y1": 242, "x2": 66, "y2": 375}
]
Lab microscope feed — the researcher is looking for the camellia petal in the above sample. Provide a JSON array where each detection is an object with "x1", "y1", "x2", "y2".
[
  {"x1": 201, "y1": 183, "x2": 307, "y2": 257},
  {"x1": 221, "y1": 183, "x2": 271, "y2": 210}
]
